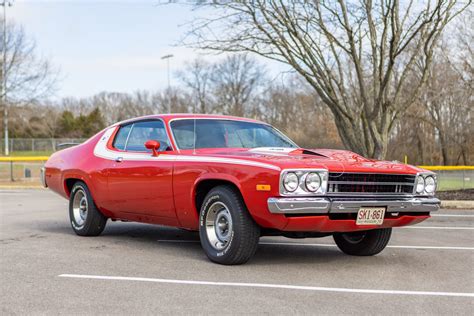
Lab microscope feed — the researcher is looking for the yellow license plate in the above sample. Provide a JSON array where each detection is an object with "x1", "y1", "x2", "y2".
[{"x1": 356, "y1": 207, "x2": 386, "y2": 225}]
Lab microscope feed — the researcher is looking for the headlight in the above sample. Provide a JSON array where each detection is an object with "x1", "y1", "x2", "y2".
[
  {"x1": 283, "y1": 172, "x2": 299, "y2": 192},
  {"x1": 305, "y1": 172, "x2": 321, "y2": 192},
  {"x1": 415, "y1": 173, "x2": 437, "y2": 195},
  {"x1": 416, "y1": 176, "x2": 425, "y2": 193},
  {"x1": 280, "y1": 169, "x2": 328, "y2": 195},
  {"x1": 424, "y1": 176, "x2": 436, "y2": 194}
]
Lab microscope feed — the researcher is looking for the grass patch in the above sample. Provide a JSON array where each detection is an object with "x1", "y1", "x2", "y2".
[{"x1": 437, "y1": 178, "x2": 474, "y2": 191}]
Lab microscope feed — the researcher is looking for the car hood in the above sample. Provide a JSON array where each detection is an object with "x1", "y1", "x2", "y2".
[{"x1": 191, "y1": 147, "x2": 424, "y2": 174}]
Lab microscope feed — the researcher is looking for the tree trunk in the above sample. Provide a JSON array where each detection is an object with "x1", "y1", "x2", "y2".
[
  {"x1": 438, "y1": 131, "x2": 450, "y2": 165},
  {"x1": 328, "y1": 106, "x2": 390, "y2": 160}
]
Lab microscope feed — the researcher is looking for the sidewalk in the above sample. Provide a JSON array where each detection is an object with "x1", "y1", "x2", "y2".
[{"x1": 440, "y1": 200, "x2": 474, "y2": 209}]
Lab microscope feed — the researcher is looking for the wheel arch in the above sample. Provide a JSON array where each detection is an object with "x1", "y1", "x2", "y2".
[
  {"x1": 193, "y1": 176, "x2": 243, "y2": 216},
  {"x1": 63, "y1": 172, "x2": 89, "y2": 197}
]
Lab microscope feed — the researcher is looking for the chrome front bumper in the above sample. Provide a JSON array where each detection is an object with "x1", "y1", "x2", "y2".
[
  {"x1": 40, "y1": 167, "x2": 47, "y2": 188},
  {"x1": 267, "y1": 197, "x2": 440, "y2": 214}
]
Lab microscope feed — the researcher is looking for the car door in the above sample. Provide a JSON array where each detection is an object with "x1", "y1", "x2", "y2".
[{"x1": 106, "y1": 119, "x2": 176, "y2": 219}]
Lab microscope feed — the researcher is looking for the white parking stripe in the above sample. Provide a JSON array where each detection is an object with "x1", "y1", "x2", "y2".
[
  {"x1": 261, "y1": 242, "x2": 474, "y2": 251},
  {"x1": 401, "y1": 226, "x2": 474, "y2": 230},
  {"x1": 58, "y1": 274, "x2": 474, "y2": 298},
  {"x1": 157, "y1": 240, "x2": 474, "y2": 251},
  {"x1": 431, "y1": 214, "x2": 474, "y2": 218}
]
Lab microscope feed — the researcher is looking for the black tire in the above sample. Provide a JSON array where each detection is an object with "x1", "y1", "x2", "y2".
[
  {"x1": 199, "y1": 185, "x2": 260, "y2": 265},
  {"x1": 333, "y1": 228, "x2": 392, "y2": 256},
  {"x1": 69, "y1": 181, "x2": 107, "y2": 236}
]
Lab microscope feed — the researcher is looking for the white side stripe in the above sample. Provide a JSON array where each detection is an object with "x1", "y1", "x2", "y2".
[
  {"x1": 93, "y1": 127, "x2": 280, "y2": 170},
  {"x1": 58, "y1": 274, "x2": 474, "y2": 297}
]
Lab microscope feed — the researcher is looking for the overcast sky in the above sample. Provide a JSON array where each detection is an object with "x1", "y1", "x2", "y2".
[{"x1": 9, "y1": 0, "x2": 286, "y2": 100}]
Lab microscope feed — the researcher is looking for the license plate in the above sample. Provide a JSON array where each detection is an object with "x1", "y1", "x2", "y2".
[{"x1": 356, "y1": 207, "x2": 386, "y2": 225}]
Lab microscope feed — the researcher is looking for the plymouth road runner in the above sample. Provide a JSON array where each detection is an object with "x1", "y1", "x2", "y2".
[{"x1": 42, "y1": 114, "x2": 440, "y2": 264}]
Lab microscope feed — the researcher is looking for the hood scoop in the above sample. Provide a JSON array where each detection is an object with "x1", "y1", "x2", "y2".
[
  {"x1": 248, "y1": 147, "x2": 328, "y2": 158},
  {"x1": 289, "y1": 148, "x2": 328, "y2": 158}
]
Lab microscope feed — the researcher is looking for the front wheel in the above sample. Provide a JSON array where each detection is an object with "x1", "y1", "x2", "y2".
[
  {"x1": 69, "y1": 181, "x2": 107, "y2": 236},
  {"x1": 199, "y1": 185, "x2": 260, "y2": 265},
  {"x1": 333, "y1": 228, "x2": 392, "y2": 256}
]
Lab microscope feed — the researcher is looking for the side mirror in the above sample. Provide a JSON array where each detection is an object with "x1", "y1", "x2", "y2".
[{"x1": 145, "y1": 140, "x2": 161, "y2": 157}]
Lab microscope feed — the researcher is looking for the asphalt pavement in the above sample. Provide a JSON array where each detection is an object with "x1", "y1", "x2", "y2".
[{"x1": 1, "y1": 189, "x2": 473, "y2": 315}]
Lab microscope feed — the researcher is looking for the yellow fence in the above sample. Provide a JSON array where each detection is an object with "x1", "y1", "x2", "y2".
[
  {"x1": 0, "y1": 156, "x2": 50, "y2": 162},
  {"x1": 419, "y1": 166, "x2": 474, "y2": 171},
  {"x1": 1, "y1": 156, "x2": 473, "y2": 168},
  {"x1": 0, "y1": 156, "x2": 473, "y2": 190}
]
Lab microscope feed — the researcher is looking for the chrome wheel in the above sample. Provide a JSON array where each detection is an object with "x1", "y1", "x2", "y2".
[
  {"x1": 72, "y1": 189, "x2": 88, "y2": 227},
  {"x1": 205, "y1": 201, "x2": 233, "y2": 251}
]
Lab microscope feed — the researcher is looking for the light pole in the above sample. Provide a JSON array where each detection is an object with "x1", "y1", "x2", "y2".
[
  {"x1": 1, "y1": 0, "x2": 12, "y2": 156},
  {"x1": 161, "y1": 54, "x2": 173, "y2": 113}
]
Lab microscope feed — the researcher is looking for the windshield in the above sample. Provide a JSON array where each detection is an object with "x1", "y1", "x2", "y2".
[{"x1": 170, "y1": 119, "x2": 298, "y2": 150}]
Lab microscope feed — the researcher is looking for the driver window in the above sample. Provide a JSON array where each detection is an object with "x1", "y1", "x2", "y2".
[{"x1": 120, "y1": 120, "x2": 170, "y2": 152}]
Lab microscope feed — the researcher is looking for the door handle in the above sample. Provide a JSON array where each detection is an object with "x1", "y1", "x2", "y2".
[{"x1": 115, "y1": 157, "x2": 123, "y2": 163}]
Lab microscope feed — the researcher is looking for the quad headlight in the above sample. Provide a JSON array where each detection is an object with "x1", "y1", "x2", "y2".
[
  {"x1": 424, "y1": 176, "x2": 436, "y2": 194},
  {"x1": 415, "y1": 173, "x2": 437, "y2": 195},
  {"x1": 415, "y1": 176, "x2": 425, "y2": 194},
  {"x1": 283, "y1": 172, "x2": 299, "y2": 192},
  {"x1": 305, "y1": 172, "x2": 321, "y2": 192},
  {"x1": 280, "y1": 169, "x2": 328, "y2": 195}
]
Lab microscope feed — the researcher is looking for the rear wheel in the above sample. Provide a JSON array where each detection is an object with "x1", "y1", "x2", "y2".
[
  {"x1": 69, "y1": 181, "x2": 107, "y2": 236},
  {"x1": 333, "y1": 228, "x2": 392, "y2": 256},
  {"x1": 199, "y1": 185, "x2": 260, "y2": 265}
]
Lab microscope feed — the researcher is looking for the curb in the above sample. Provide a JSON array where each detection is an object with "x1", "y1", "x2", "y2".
[
  {"x1": 440, "y1": 200, "x2": 474, "y2": 209},
  {"x1": 0, "y1": 185, "x2": 45, "y2": 190}
]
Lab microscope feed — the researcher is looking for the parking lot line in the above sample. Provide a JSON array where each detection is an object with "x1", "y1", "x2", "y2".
[
  {"x1": 157, "y1": 240, "x2": 474, "y2": 251},
  {"x1": 431, "y1": 214, "x2": 474, "y2": 218},
  {"x1": 401, "y1": 226, "x2": 474, "y2": 230},
  {"x1": 259, "y1": 242, "x2": 474, "y2": 251},
  {"x1": 58, "y1": 274, "x2": 474, "y2": 298}
]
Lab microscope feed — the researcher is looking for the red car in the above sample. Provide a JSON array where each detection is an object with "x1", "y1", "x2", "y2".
[{"x1": 42, "y1": 114, "x2": 440, "y2": 264}]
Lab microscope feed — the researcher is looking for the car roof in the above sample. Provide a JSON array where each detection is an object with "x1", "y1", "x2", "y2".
[{"x1": 112, "y1": 114, "x2": 265, "y2": 127}]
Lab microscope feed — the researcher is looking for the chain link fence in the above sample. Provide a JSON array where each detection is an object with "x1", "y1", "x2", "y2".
[
  {"x1": 0, "y1": 138, "x2": 86, "y2": 154},
  {"x1": 436, "y1": 169, "x2": 474, "y2": 191},
  {"x1": 0, "y1": 159, "x2": 473, "y2": 191}
]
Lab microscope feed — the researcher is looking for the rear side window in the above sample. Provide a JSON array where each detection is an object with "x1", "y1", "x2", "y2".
[
  {"x1": 112, "y1": 120, "x2": 171, "y2": 152},
  {"x1": 113, "y1": 124, "x2": 132, "y2": 150}
]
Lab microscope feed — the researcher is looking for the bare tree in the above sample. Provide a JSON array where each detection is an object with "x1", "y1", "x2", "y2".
[
  {"x1": 211, "y1": 54, "x2": 265, "y2": 117},
  {"x1": 0, "y1": 19, "x2": 57, "y2": 103},
  {"x1": 177, "y1": 58, "x2": 213, "y2": 113},
  {"x1": 0, "y1": 18, "x2": 57, "y2": 153},
  {"x1": 421, "y1": 59, "x2": 471, "y2": 164},
  {"x1": 186, "y1": 0, "x2": 470, "y2": 159},
  {"x1": 156, "y1": 87, "x2": 193, "y2": 114},
  {"x1": 259, "y1": 76, "x2": 343, "y2": 148}
]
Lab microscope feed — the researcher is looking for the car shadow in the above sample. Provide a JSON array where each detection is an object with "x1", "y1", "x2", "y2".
[
  {"x1": 101, "y1": 222, "x2": 348, "y2": 265},
  {"x1": 38, "y1": 221, "x2": 360, "y2": 266}
]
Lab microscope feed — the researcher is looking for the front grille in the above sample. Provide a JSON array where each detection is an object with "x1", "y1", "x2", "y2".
[{"x1": 327, "y1": 173, "x2": 416, "y2": 194}]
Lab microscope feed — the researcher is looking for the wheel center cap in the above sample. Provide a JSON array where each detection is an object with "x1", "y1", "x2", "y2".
[
  {"x1": 218, "y1": 220, "x2": 228, "y2": 232},
  {"x1": 215, "y1": 212, "x2": 231, "y2": 241}
]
